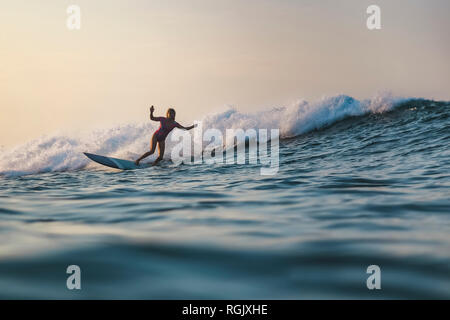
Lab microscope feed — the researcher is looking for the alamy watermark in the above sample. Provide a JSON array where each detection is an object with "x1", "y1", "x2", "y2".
[
  {"x1": 66, "y1": 4, "x2": 382, "y2": 32},
  {"x1": 170, "y1": 122, "x2": 279, "y2": 176},
  {"x1": 366, "y1": 265, "x2": 381, "y2": 290},
  {"x1": 66, "y1": 5, "x2": 81, "y2": 30},
  {"x1": 367, "y1": 5, "x2": 382, "y2": 30},
  {"x1": 66, "y1": 265, "x2": 81, "y2": 290}
]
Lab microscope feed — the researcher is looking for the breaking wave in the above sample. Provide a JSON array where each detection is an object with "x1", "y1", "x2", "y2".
[{"x1": 0, "y1": 94, "x2": 413, "y2": 176}]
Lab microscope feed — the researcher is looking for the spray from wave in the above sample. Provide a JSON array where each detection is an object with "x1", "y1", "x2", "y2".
[
  {"x1": 201, "y1": 94, "x2": 408, "y2": 138},
  {"x1": 0, "y1": 94, "x2": 410, "y2": 177}
]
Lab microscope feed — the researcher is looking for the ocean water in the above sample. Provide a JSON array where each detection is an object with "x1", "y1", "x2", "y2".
[{"x1": 0, "y1": 95, "x2": 449, "y2": 299}]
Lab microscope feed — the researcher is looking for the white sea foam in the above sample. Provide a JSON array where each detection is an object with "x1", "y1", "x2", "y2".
[
  {"x1": 201, "y1": 94, "x2": 407, "y2": 138},
  {"x1": 0, "y1": 94, "x2": 409, "y2": 176}
]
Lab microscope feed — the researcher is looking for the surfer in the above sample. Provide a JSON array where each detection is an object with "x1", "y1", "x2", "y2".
[{"x1": 135, "y1": 106, "x2": 196, "y2": 166}]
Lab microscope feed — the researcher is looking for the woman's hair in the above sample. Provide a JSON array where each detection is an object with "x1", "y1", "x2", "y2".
[{"x1": 166, "y1": 108, "x2": 176, "y2": 120}]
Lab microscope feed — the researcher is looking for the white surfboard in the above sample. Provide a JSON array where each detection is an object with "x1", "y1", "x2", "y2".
[{"x1": 84, "y1": 152, "x2": 150, "y2": 170}]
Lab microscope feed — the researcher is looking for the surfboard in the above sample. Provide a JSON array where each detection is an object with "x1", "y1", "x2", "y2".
[{"x1": 83, "y1": 152, "x2": 150, "y2": 170}]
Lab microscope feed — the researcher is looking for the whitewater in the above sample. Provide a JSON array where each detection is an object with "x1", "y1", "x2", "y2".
[{"x1": 0, "y1": 94, "x2": 408, "y2": 177}]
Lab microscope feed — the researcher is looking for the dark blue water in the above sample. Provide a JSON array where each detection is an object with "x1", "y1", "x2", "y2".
[{"x1": 0, "y1": 99, "x2": 449, "y2": 299}]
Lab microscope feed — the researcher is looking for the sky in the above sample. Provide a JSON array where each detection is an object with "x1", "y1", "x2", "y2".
[{"x1": 1, "y1": 0, "x2": 449, "y2": 147}]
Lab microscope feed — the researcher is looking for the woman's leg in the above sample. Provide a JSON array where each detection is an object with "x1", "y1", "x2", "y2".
[
  {"x1": 152, "y1": 140, "x2": 165, "y2": 166},
  {"x1": 135, "y1": 134, "x2": 158, "y2": 165}
]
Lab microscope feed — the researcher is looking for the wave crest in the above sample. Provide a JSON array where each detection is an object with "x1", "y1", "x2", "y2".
[{"x1": 0, "y1": 94, "x2": 410, "y2": 176}]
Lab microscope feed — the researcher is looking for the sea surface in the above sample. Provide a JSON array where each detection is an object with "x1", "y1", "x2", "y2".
[{"x1": 0, "y1": 95, "x2": 449, "y2": 299}]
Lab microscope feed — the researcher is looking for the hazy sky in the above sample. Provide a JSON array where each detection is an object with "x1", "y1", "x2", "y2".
[{"x1": 1, "y1": 0, "x2": 449, "y2": 147}]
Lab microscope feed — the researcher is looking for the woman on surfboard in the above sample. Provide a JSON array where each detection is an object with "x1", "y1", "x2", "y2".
[{"x1": 135, "y1": 106, "x2": 196, "y2": 166}]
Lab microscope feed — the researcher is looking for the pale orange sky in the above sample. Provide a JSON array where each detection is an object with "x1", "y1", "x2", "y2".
[{"x1": 1, "y1": 0, "x2": 449, "y2": 147}]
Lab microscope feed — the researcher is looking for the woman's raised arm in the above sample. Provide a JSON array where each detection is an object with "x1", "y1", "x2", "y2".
[{"x1": 149, "y1": 106, "x2": 163, "y2": 121}]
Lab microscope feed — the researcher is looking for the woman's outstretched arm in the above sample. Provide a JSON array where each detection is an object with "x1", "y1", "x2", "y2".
[{"x1": 176, "y1": 123, "x2": 197, "y2": 130}]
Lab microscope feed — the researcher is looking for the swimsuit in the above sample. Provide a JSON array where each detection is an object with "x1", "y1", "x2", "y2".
[{"x1": 154, "y1": 117, "x2": 179, "y2": 141}]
